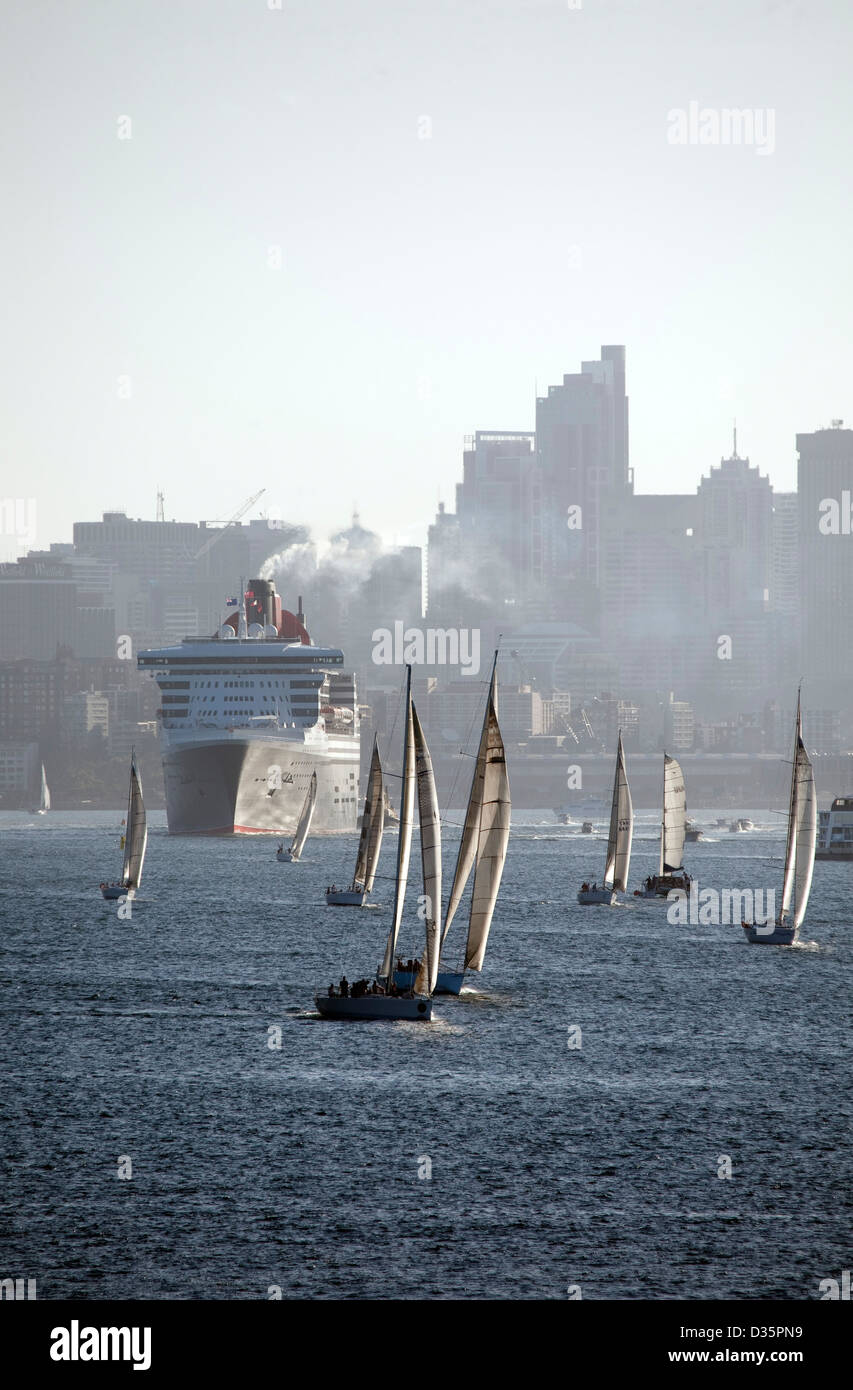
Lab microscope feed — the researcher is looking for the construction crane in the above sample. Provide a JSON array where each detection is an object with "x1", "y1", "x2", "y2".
[{"x1": 193, "y1": 488, "x2": 266, "y2": 562}]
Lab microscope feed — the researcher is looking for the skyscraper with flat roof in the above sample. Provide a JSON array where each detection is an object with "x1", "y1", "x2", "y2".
[{"x1": 797, "y1": 423, "x2": 853, "y2": 709}]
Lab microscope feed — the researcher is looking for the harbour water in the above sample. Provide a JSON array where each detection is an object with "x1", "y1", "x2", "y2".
[{"x1": 1, "y1": 810, "x2": 849, "y2": 1299}]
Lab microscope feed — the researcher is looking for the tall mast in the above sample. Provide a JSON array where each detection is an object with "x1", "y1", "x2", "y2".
[
  {"x1": 659, "y1": 751, "x2": 666, "y2": 877},
  {"x1": 781, "y1": 687, "x2": 802, "y2": 922},
  {"x1": 381, "y1": 665, "x2": 414, "y2": 980}
]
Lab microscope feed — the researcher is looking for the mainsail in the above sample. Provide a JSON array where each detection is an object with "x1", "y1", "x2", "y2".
[
  {"x1": 352, "y1": 737, "x2": 385, "y2": 893},
  {"x1": 121, "y1": 755, "x2": 148, "y2": 890},
  {"x1": 40, "y1": 765, "x2": 51, "y2": 812},
  {"x1": 380, "y1": 667, "x2": 415, "y2": 980},
  {"x1": 441, "y1": 652, "x2": 510, "y2": 974},
  {"x1": 464, "y1": 698, "x2": 510, "y2": 971},
  {"x1": 659, "y1": 754, "x2": 686, "y2": 874},
  {"x1": 290, "y1": 771, "x2": 317, "y2": 859},
  {"x1": 413, "y1": 705, "x2": 441, "y2": 994},
  {"x1": 603, "y1": 732, "x2": 633, "y2": 891},
  {"x1": 780, "y1": 696, "x2": 817, "y2": 931}
]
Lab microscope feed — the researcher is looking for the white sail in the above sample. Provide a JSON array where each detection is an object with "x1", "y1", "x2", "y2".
[
  {"x1": 779, "y1": 741, "x2": 799, "y2": 921},
  {"x1": 793, "y1": 747, "x2": 816, "y2": 930},
  {"x1": 464, "y1": 696, "x2": 510, "y2": 972},
  {"x1": 412, "y1": 705, "x2": 441, "y2": 995},
  {"x1": 603, "y1": 732, "x2": 633, "y2": 891},
  {"x1": 353, "y1": 737, "x2": 385, "y2": 892},
  {"x1": 40, "y1": 765, "x2": 51, "y2": 812},
  {"x1": 121, "y1": 756, "x2": 147, "y2": 889},
  {"x1": 659, "y1": 754, "x2": 686, "y2": 874},
  {"x1": 290, "y1": 771, "x2": 317, "y2": 860},
  {"x1": 780, "y1": 697, "x2": 816, "y2": 931},
  {"x1": 442, "y1": 655, "x2": 499, "y2": 948},
  {"x1": 380, "y1": 668, "x2": 415, "y2": 980}
]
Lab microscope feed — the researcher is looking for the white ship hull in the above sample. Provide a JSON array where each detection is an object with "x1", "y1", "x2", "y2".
[{"x1": 161, "y1": 735, "x2": 359, "y2": 835}]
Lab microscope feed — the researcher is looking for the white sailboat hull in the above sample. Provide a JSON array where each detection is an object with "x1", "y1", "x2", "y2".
[
  {"x1": 577, "y1": 888, "x2": 616, "y2": 905},
  {"x1": 314, "y1": 992, "x2": 432, "y2": 1021},
  {"x1": 276, "y1": 848, "x2": 298, "y2": 861},
  {"x1": 325, "y1": 888, "x2": 368, "y2": 905}
]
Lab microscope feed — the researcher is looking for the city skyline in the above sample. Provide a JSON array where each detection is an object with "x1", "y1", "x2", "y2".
[{"x1": 1, "y1": 0, "x2": 851, "y2": 552}]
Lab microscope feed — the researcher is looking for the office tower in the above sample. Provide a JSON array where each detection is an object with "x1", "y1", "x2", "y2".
[
  {"x1": 694, "y1": 436, "x2": 774, "y2": 708},
  {"x1": 73, "y1": 512, "x2": 200, "y2": 583},
  {"x1": 0, "y1": 559, "x2": 78, "y2": 660},
  {"x1": 534, "y1": 345, "x2": 632, "y2": 627},
  {"x1": 797, "y1": 422, "x2": 853, "y2": 710},
  {"x1": 599, "y1": 492, "x2": 703, "y2": 699},
  {"x1": 457, "y1": 430, "x2": 536, "y2": 606}
]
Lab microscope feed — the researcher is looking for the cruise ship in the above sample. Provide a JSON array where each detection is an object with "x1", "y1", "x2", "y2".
[
  {"x1": 138, "y1": 579, "x2": 360, "y2": 835},
  {"x1": 816, "y1": 796, "x2": 853, "y2": 860}
]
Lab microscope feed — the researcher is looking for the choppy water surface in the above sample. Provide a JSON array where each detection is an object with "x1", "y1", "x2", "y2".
[{"x1": 1, "y1": 809, "x2": 849, "y2": 1299}]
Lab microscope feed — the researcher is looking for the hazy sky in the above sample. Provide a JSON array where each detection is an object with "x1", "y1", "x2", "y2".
[{"x1": 1, "y1": 0, "x2": 850, "y2": 558}]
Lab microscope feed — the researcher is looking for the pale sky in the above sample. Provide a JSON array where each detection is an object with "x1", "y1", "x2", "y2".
[{"x1": 1, "y1": 0, "x2": 850, "y2": 558}]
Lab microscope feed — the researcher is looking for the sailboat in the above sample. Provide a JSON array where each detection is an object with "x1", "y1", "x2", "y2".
[
  {"x1": 383, "y1": 784, "x2": 400, "y2": 826},
  {"x1": 30, "y1": 764, "x2": 51, "y2": 815},
  {"x1": 326, "y1": 737, "x2": 385, "y2": 904},
  {"x1": 427, "y1": 650, "x2": 510, "y2": 995},
  {"x1": 577, "y1": 731, "x2": 632, "y2": 904},
  {"x1": 276, "y1": 771, "x2": 317, "y2": 861},
  {"x1": 100, "y1": 752, "x2": 147, "y2": 899},
  {"x1": 315, "y1": 666, "x2": 435, "y2": 1021},
  {"x1": 742, "y1": 694, "x2": 815, "y2": 945},
  {"x1": 636, "y1": 753, "x2": 691, "y2": 898}
]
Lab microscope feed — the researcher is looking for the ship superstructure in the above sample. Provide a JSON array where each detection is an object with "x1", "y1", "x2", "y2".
[
  {"x1": 816, "y1": 796, "x2": 853, "y2": 860},
  {"x1": 138, "y1": 579, "x2": 360, "y2": 834}
]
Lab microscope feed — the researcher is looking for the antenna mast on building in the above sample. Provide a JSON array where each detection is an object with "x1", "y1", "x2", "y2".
[{"x1": 156, "y1": 489, "x2": 165, "y2": 522}]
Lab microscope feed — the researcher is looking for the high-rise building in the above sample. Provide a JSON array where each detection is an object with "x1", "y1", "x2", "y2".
[
  {"x1": 770, "y1": 493, "x2": 799, "y2": 618},
  {"x1": 0, "y1": 561, "x2": 78, "y2": 660},
  {"x1": 457, "y1": 431, "x2": 536, "y2": 604},
  {"x1": 534, "y1": 345, "x2": 632, "y2": 626},
  {"x1": 0, "y1": 741, "x2": 39, "y2": 801},
  {"x1": 696, "y1": 438, "x2": 772, "y2": 620},
  {"x1": 797, "y1": 423, "x2": 853, "y2": 710},
  {"x1": 694, "y1": 438, "x2": 774, "y2": 708},
  {"x1": 73, "y1": 512, "x2": 199, "y2": 583},
  {"x1": 61, "y1": 691, "x2": 110, "y2": 746},
  {"x1": 599, "y1": 492, "x2": 704, "y2": 699}
]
